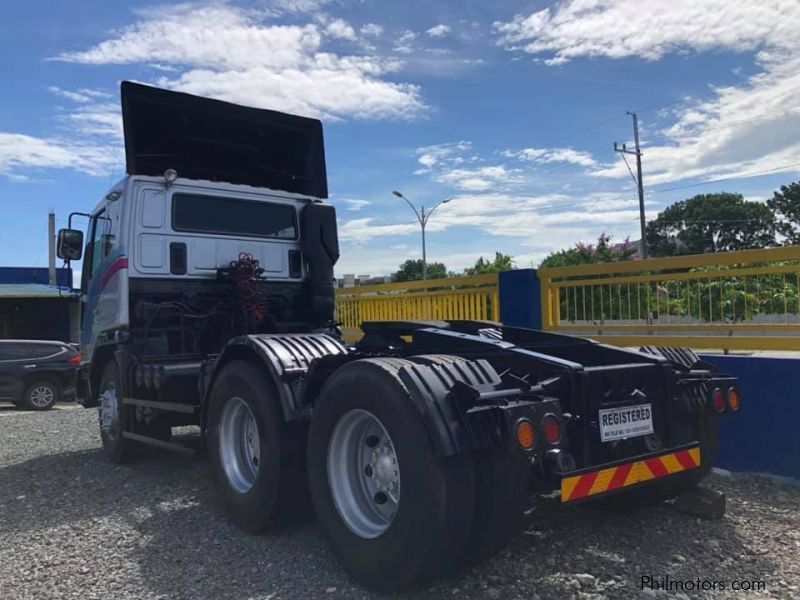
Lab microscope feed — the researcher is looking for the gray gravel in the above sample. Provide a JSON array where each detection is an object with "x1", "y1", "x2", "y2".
[{"x1": 1, "y1": 404, "x2": 798, "y2": 600}]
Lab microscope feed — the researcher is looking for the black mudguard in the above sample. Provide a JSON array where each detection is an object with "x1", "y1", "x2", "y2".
[{"x1": 206, "y1": 333, "x2": 348, "y2": 421}]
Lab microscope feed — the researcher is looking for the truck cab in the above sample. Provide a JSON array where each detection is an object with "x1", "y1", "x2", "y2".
[{"x1": 60, "y1": 82, "x2": 339, "y2": 402}]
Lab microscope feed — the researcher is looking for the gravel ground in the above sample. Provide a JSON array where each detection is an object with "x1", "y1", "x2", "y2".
[{"x1": 1, "y1": 404, "x2": 798, "y2": 600}]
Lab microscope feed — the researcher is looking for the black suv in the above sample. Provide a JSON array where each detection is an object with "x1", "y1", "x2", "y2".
[{"x1": 0, "y1": 340, "x2": 79, "y2": 411}]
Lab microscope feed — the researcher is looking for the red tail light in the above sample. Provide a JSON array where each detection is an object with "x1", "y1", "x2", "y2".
[
  {"x1": 68, "y1": 354, "x2": 81, "y2": 364},
  {"x1": 711, "y1": 388, "x2": 725, "y2": 413},
  {"x1": 542, "y1": 415, "x2": 561, "y2": 445}
]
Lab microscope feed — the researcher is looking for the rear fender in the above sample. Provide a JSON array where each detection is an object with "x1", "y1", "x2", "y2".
[{"x1": 204, "y1": 333, "x2": 348, "y2": 424}]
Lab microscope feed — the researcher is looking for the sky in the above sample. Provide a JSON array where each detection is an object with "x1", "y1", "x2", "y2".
[{"x1": 2, "y1": 0, "x2": 800, "y2": 277}]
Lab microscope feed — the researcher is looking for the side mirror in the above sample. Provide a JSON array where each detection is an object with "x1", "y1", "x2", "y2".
[{"x1": 57, "y1": 228, "x2": 84, "y2": 261}]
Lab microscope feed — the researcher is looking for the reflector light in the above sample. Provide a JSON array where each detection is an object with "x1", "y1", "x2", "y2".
[
  {"x1": 712, "y1": 388, "x2": 725, "y2": 413},
  {"x1": 542, "y1": 415, "x2": 561, "y2": 445},
  {"x1": 727, "y1": 387, "x2": 740, "y2": 411},
  {"x1": 516, "y1": 419, "x2": 536, "y2": 451}
]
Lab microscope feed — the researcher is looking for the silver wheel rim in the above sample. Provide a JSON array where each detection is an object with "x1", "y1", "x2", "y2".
[
  {"x1": 29, "y1": 385, "x2": 55, "y2": 408},
  {"x1": 99, "y1": 385, "x2": 118, "y2": 437},
  {"x1": 218, "y1": 397, "x2": 260, "y2": 494},
  {"x1": 327, "y1": 409, "x2": 400, "y2": 539}
]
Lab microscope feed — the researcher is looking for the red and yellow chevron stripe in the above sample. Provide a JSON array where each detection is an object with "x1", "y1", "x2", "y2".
[{"x1": 561, "y1": 446, "x2": 701, "y2": 503}]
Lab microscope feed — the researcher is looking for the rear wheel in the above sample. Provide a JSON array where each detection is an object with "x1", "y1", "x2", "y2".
[
  {"x1": 207, "y1": 360, "x2": 309, "y2": 533},
  {"x1": 307, "y1": 358, "x2": 475, "y2": 591},
  {"x1": 458, "y1": 448, "x2": 529, "y2": 566},
  {"x1": 23, "y1": 380, "x2": 59, "y2": 411},
  {"x1": 408, "y1": 354, "x2": 529, "y2": 567}
]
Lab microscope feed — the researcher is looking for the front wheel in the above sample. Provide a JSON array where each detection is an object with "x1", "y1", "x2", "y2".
[
  {"x1": 307, "y1": 358, "x2": 475, "y2": 591},
  {"x1": 98, "y1": 360, "x2": 143, "y2": 463}
]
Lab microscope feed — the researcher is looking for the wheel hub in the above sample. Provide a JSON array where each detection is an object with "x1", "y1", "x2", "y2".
[
  {"x1": 29, "y1": 385, "x2": 54, "y2": 408},
  {"x1": 218, "y1": 397, "x2": 260, "y2": 494},
  {"x1": 99, "y1": 386, "x2": 118, "y2": 436},
  {"x1": 327, "y1": 409, "x2": 401, "y2": 539},
  {"x1": 371, "y1": 448, "x2": 399, "y2": 492}
]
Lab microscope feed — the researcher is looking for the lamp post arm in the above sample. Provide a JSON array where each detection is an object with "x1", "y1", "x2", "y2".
[
  {"x1": 422, "y1": 198, "x2": 451, "y2": 227},
  {"x1": 399, "y1": 196, "x2": 422, "y2": 224}
]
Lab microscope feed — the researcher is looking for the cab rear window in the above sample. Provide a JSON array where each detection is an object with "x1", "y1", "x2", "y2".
[{"x1": 172, "y1": 194, "x2": 298, "y2": 239}]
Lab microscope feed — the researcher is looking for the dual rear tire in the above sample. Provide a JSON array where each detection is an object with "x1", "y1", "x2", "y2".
[{"x1": 207, "y1": 356, "x2": 529, "y2": 591}]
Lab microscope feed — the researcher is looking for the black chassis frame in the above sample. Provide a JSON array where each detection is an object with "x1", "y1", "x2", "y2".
[
  {"x1": 198, "y1": 320, "x2": 735, "y2": 480},
  {"x1": 84, "y1": 319, "x2": 735, "y2": 490}
]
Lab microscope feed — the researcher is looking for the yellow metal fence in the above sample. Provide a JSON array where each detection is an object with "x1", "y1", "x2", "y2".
[
  {"x1": 335, "y1": 274, "x2": 499, "y2": 342},
  {"x1": 538, "y1": 245, "x2": 800, "y2": 351}
]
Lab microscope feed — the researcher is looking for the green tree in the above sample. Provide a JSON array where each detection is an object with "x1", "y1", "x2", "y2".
[
  {"x1": 392, "y1": 259, "x2": 447, "y2": 282},
  {"x1": 767, "y1": 181, "x2": 800, "y2": 244},
  {"x1": 646, "y1": 193, "x2": 776, "y2": 257},
  {"x1": 539, "y1": 233, "x2": 637, "y2": 268},
  {"x1": 464, "y1": 252, "x2": 515, "y2": 275}
]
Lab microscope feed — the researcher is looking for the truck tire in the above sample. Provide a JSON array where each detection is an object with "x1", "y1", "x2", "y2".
[
  {"x1": 23, "y1": 380, "x2": 59, "y2": 410},
  {"x1": 206, "y1": 360, "x2": 309, "y2": 533},
  {"x1": 98, "y1": 360, "x2": 143, "y2": 463},
  {"x1": 408, "y1": 354, "x2": 529, "y2": 567},
  {"x1": 458, "y1": 448, "x2": 529, "y2": 566},
  {"x1": 307, "y1": 358, "x2": 475, "y2": 591}
]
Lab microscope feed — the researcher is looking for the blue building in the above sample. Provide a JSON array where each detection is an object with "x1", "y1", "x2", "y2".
[{"x1": 0, "y1": 267, "x2": 79, "y2": 342}]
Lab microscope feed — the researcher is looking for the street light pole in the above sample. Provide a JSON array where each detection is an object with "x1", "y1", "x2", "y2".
[{"x1": 392, "y1": 191, "x2": 451, "y2": 281}]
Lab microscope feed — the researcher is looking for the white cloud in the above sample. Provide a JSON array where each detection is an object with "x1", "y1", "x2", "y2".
[
  {"x1": 338, "y1": 217, "x2": 419, "y2": 242},
  {"x1": 0, "y1": 133, "x2": 119, "y2": 178},
  {"x1": 494, "y1": 0, "x2": 800, "y2": 189},
  {"x1": 360, "y1": 23, "x2": 383, "y2": 38},
  {"x1": 48, "y1": 86, "x2": 111, "y2": 104},
  {"x1": 394, "y1": 30, "x2": 417, "y2": 54},
  {"x1": 325, "y1": 18, "x2": 357, "y2": 41},
  {"x1": 493, "y1": 1, "x2": 791, "y2": 65},
  {"x1": 414, "y1": 141, "x2": 520, "y2": 191},
  {"x1": 334, "y1": 190, "x2": 644, "y2": 275},
  {"x1": 55, "y1": 4, "x2": 425, "y2": 121},
  {"x1": 338, "y1": 191, "x2": 640, "y2": 243},
  {"x1": 504, "y1": 147, "x2": 598, "y2": 168},
  {"x1": 341, "y1": 198, "x2": 372, "y2": 211},
  {"x1": 415, "y1": 140, "x2": 472, "y2": 171},
  {"x1": 426, "y1": 24, "x2": 451, "y2": 39},
  {"x1": 268, "y1": 0, "x2": 335, "y2": 13},
  {"x1": 435, "y1": 165, "x2": 520, "y2": 192}
]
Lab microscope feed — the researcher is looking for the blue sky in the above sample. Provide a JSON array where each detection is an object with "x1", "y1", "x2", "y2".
[{"x1": 2, "y1": 0, "x2": 800, "y2": 276}]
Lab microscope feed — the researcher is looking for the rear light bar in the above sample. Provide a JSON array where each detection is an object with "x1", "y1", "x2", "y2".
[
  {"x1": 709, "y1": 384, "x2": 740, "y2": 414},
  {"x1": 542, "y1": 414, "x2": 561, "y2": 445},
  {"x1": 711, "y1": 388, "x2": 725, "y2": 413},
  {"x1": 727, "y1": 387, "x2": 740, "y2": 411}
]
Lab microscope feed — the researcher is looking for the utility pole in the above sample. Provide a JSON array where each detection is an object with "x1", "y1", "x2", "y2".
[
  {"x1": 615, "y1": 111, "x2": 647, "y2": 259},
  {"x1": 48, "y1": 211, "x2": 56, "y2": 285}
]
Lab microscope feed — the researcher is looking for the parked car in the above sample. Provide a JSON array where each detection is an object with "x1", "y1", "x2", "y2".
[{"x1": 0, "y1": 340, "x2": 79, "y2": 410}]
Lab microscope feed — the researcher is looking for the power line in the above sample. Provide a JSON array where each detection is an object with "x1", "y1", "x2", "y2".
[
  {"x1": 537, "y1": 113, "x2": 628, "y2": 149},
  {"x1": 634, "y1": 108, "x2": 800, "y2": 147},
  {"x1": 657, "y1": 219, "x2": 773, "y2": 224},
  {"x1": 650, "y1": 162, "x2": 800, "y2": 194}
]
